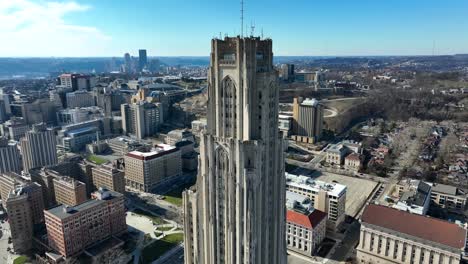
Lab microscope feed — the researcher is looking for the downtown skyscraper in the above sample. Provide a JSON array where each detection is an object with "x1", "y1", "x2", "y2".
[{"x1": 183, "y1": 36, "x2": 287, "y2": 264}]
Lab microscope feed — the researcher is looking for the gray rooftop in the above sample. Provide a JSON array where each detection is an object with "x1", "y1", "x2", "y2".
[
  {"x1": 46, "y1": 199, "x2": 105, "y2": 220},
  {"x1": 432, "y1": 183, "x2": 458, "y2": 196},
  {"x1": 48, "y1": 187, "x2": 124, "y2": 220}
]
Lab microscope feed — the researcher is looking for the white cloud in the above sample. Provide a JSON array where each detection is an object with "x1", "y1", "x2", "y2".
[{"x1": 0, "y1": 0, "x2": 110, "y2": 57}]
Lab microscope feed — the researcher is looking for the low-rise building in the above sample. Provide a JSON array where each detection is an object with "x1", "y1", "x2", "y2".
[
  {"x1": 278, "y1": 114, "x2": 293, "y2": 136},
  {"x1": 125, "y1": 144, "x2": 181, "y2": 192},
  {"x1": 326, "y1": 144, "x2": 348, "y2": 165},
  {"x1": 286, "y1": 191, "x2": 327, "y2": 256},
  {"x1": 191, "y1": 119, "x2": 207, "y2": 136},
  {"x1": 326, "y1": 140, "x2": 362, "y2": 165},
  {"x1": 393, "y1": 180, "x2": 431, "y2": 215},
  {"x1": 285, "y1": 172, "x2": 346, "y2": 230},
  {"x1": 357, "y1": 204, "x2": 466, "y2": 264},
  {"x1": 431, "y1": 183, "x2": 467, "y2": 212},
  {"x1": 44, "y1": 188, "x2": 126, "y2": 257},
  {"x1": 166, "y1": 129, "x2": 195, "y2": 146},
  {"x1": 344, "y1": 152, "x2": 362, "y2": 172}
]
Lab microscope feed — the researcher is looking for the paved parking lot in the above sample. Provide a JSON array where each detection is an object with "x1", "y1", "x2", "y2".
[{"x1": 315, "y1": 172, "x2": 378, "y2": 217}]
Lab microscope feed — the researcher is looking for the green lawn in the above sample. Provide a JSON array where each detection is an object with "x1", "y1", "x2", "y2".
[
  {"x1": 163, "y1": 181, "x2": 196, "y2": 207},
  {"x1": 132, "y1": 208, "x2": 166, "y2": 224},
  {"x1": 140, "y1": 233, "x2": 183, "y2": 263},
  {"x1": 156, "y1": 226, "x2": 174, "y2": 232},
  {"x1": 86, "y1": 155, "x2": 108, "y2": 165},
  {"x1": 164, "y1": 194, "x2": 182, "y2": 206},
  {"x1": 13, "y1": 256, "x2": 29, "y2": 264}
]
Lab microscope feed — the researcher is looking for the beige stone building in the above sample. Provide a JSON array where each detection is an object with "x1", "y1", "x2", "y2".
[
  {"x1": 6, "y1": 189, "x2": 34, "y2": 253},
  {"x1": 53, "y1": 176, "x2": 87, "y2": 206},
  {"x1": 6, "y1": 182, "x2": 45, "y2": 253},
  {"x1": 357, "y1": 204, "x2": 466, "y2": 264},
  {"x1": 183, "y1": 37, "x2": 287, "y2": 264},
  {"x1": 286, "y1": 192, "x2": 327, "y2": 256},
  {"x1": 91, "y1": 164, "x2": 125, "y2": 193},
  {"x1": 292, "y1": 97, "x2": 323, "y2": 144},
  {"x1": 344, "y1": 152, "x2": 362, "y2": 171},
  {"x1": 326, "y1": 140, "x2": 362, "y2": 166},
  {"x1": 285, "y1": 172, "x2": 346, "y2": 230},
  {"x1": 0, "y1": 172, "x2": 45, "y2": 224},
  {"x1": 124, "y1": 144, "x2": 181, "y2": 192},
  {"x1": 431, "y1": 183, "x2": 466, "y2": 212}
]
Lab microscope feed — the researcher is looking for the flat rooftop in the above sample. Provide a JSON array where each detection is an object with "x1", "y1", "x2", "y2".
[
  {"x1": 285, "y1": 172, "x2": 346, "y2": 197},
  {"x1": 301, "y1": 98, "x2": 319, "y2": 107},
  {"x1": 126, "y1": 144, "x2": 178, "y2": 160},
  {"x1": 46, "y1": 199, "x2": 106, "y2": 220},
  {"x1": 46, "y1": 187, "x2": 123, "y2": 220},
  {"x1": 432, "y1": 183, "x2": 459, "y2": 196}
]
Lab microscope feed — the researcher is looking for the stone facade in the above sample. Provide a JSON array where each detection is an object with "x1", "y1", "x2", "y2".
[
  {"x1": 357, "y1": 205, "x2": 466, "y2": 264},
  {"x1": 183, "y1": 37, "x2": 287, "y2": 264}
]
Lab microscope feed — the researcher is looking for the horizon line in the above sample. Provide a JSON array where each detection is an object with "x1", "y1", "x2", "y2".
[{"x1": 0, "y1": 54, "x2": 466, "y2": 59}]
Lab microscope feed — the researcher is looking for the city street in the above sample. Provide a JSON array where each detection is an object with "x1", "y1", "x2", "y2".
[{"x1": 0, "y1": 219, "x2": 19, "y2": 264}]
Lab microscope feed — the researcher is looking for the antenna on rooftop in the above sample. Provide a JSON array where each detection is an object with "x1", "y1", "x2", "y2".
[
  {"x1": 240, "y1": 0, "x2": 244, "y2": 37},
  {"x1": 250, "y1": 21, "x2": 255, "y2": 36},
  {"x1": 261, "y1": 28, "x2": 264, "y2": 39}
]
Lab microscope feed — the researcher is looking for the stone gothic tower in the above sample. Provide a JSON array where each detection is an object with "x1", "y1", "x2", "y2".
[{"x1": 183, "y1": 36, "x2": 286, "y2": 264}]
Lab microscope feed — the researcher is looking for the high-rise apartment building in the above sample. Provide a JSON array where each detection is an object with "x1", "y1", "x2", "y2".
[
  {"x1": 19, "y1": 98, "x2": 57, "y2": 125},
  {"x1": 124, "y1": 144, "x2": 181, "y2": 192},
  {"x1": 121, "y1": 101, "x2": 163, "y2": 139},
  {"x1": 183, "y1": 37, "x2": 287, "y2": 264},
  {"x1": 0, "y1": 88, "x2": 11, "y2": 115},
  {"x1": 91, "y1": 163, "x2": 125, "y2": 193},
  {"x1": 0, "y1": 137, "x2": 21, "y2": 174},
  {"x1": 280, "y1": 63, "x2": 295, "y2": 82},
  {"x1": 138, "y1": 49, "x2": 147, "y2": 71},
  {"x1": 59, "y1": 73, "x2": 96, "y2": 91},
  {"x1": 0, "y1": 173, "x2": 45, "y2": 224},
  {"x1": 6, "y1": 188, "x2": 34, "y2": 253},
  {"x1": 20, "y1": 123, "x2": 58, "y2": 173},
  {"x1": 0, "y1": 117, "x2": 29, "y2": 141},
  {"x1": 285, "y1": 172, "x2": 346, "y2": 230},
  {"x1": 53, "y1": 176, "x2": 87, "y2": 206},
  {"x1": 44, "y1": 188, "x2": 126, "y2": 257},
  {"x1": 292, "y1": 97, "x2": 323, "y2": 143}
]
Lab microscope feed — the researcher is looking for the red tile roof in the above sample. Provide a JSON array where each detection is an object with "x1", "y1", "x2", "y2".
[
  {"x1": 345, "y1": 153, "x2": 361, "y2": 161},
  {"x1": 287, "y1": 209, "x2": 327, "y2": 229},
  {"x1": 362, "y1": 204, "x2": 466, "y2": 249}
]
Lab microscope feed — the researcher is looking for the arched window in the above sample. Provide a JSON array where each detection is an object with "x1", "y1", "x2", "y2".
[{"x1": 221, "y1": 76, "x2": 237, "y2": 137}]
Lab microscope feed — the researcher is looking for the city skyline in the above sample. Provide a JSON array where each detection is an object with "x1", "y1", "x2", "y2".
[{"x1": 1, "y1": 0, "x2": 468, "y2": 57}]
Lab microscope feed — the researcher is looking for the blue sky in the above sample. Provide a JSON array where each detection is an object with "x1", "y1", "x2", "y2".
[{"x1": 1, "y1": 0, "x2": 468, "y2": 57}]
